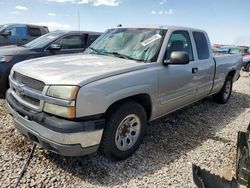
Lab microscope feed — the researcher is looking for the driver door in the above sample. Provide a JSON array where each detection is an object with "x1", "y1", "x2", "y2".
[
  {"x1": 157, "y1": 30, "x2": 198, "y2": 117},
  {"x1": 1, "y1": 26, "x2": 27, "y2": 46},
  {"x1": 50, "y1": 35, "x2": 85, "y2": 55}
]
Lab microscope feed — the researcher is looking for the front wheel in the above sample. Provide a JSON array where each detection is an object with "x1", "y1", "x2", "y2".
[
  {"x1": 100, "y1": 101, "x2": 147, "y2": 160},
  {"x1": 213, "y1": 75, "x2": 233, "y2": 104}
]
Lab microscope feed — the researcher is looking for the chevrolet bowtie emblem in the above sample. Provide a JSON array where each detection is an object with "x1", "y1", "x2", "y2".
[{"x1": 16, "y1": 83, "x2": 25, "y2": 95}]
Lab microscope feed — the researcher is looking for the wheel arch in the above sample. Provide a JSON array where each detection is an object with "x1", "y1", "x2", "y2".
[
  {"x1": 227, "y1": 70, "x2": 236, "y2": 80},
  {"x1": 104, "y1": 93, "x2": 152, "y2": 121}
]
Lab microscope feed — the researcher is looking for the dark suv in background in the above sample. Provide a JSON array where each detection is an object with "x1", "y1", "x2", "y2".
[
  {"x1": 0, "y1": 30, "x2": 101, "y2": 97},
  {"x1": 0, "y1": 24, "x2": 49, "y2": 46}
]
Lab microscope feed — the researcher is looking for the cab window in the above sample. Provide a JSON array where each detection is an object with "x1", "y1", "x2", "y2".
[
  {"x1": 193, "y1": 32, "x2": 210, "y2": 60},
  {"x1": 53, "y1": 35, "x2": 83, "y2": 49},
  {"x1": 86, "y1": 34, "x2": 99, "y2": 47},
  {"x1": 165, "y1": 30, "x2": 193, "y2": 61},
  {"x1": 5, "y1": 26, "x2": 27, "y2": 38}
]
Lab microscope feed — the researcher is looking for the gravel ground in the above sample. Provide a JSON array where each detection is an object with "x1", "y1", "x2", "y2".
[{"x1": 0, "y1": 72, "x2": 249, "y2": 188}]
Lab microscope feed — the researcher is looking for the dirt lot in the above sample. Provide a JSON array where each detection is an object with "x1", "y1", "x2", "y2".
[{"x1": 0, "y1": 72, "x2": 249, "y2": 188}]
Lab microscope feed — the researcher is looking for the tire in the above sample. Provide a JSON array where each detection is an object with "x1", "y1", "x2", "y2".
[
  {"x1": 236, "y1": 131, "x2": 250, "y2": 187},
  {"x1": 246, "y1": 63, "x2": 250, "y2": 72},
  {"x1": 100, "y1": 101, "x2": 147, "y2": 160},
  {"x1": 237, "y1": 147, "x2": 250, "y2": 187},
  {"x1": 213, "y1": 75, "x2": 233, "y2": 104}
]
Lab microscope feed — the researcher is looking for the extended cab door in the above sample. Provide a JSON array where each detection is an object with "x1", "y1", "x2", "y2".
[
  {"x1": 192, "y1": 31, "x2": 214, "y2": 99},
  {"x1": 157, "y1": 30, "x2": 198, "y2": 116}
]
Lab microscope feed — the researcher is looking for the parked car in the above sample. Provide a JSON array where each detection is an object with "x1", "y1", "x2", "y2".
[
  {"x1": 218, "y1": 46, "x2": 250, "y2": 72},
  {"x1": 242, "y1": 53, "x2": 250, "y2": 72},
  {"x1": 240, "y1": 47, "x2": 250, "y2": 72},
  {"x1": 0, "y1": 24, "x2": 49, "y2": 46},
  {"x1": 212, "y1": 47, "x2": 228, "y2": 54},
  {"x1": 0, "y1": 30, "x2": 101, "y2": 96},
  {"x1": 238, "y1": 46, "x2": 249, "y2": 56},
  {"x1": 219, "y1": 46, "x2": 241, "y2": 55},
  {"x1": 6, "y1": 26, "x2": 242, "y2": 160}
]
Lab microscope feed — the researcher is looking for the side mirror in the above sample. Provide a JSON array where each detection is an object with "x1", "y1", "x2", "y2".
[
  {"x1": 163, "y1": 51, "x2": 189, "y2": 65},
  {"x1": 0, "y1": 31, "x2": 11, "y2": 37},
  {"x1": 49, "y1": 44, "x2": 61, "y2": 51}
]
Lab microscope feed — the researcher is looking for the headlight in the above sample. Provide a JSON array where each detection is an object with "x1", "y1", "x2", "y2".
[
  {"x1": 0, "y1": 55, "x2": 13, "y2": 63},
  {"x1": 44, "y1": 85, "x2": 79, "y2": 118},
  {"x1": 47, "y1": 85, "x2": 79, "y2": 100},
  {"x1": 44, "y1": 103, "x2": 76, "y2": 118}
]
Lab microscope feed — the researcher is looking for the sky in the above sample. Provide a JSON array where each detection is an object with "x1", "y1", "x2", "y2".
[{"x1": 0, "y1": 0, "x2": 249, "y2": 45}]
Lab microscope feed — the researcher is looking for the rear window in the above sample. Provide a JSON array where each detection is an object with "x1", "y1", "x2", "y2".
[
  {"x1": 28, "y1": 27, "x2": 42, "y2": 36},
  {"x1": 43, "y1": 27, "x2": 49, "y2": 33},
  {"x1": 86, "y1": 34, "x2": 99, "y2": 47},
  {"x1": 193, "y1": 32, "x2": 210, "y2": 60}
]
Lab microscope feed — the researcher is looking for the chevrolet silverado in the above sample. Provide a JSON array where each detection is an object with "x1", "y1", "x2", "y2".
[{"x1": 6, "y1": 26, "x2": 242, "y2": 160}]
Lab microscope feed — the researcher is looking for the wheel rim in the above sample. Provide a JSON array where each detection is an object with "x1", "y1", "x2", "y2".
[
  {"x1": 115, "y1": 114, "x2": 141, "y2": 151},
  {"x1": 224, "y1": 81, "x2": 231, "y2": 100}
]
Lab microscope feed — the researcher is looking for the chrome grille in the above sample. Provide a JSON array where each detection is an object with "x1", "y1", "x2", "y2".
[
  {"x1": 13, "y1": 71, "x2": 45, "y2": 92},
  {"x1": 13, "y1": 87, "x2": 40, "y2": 106},
  {"x1": 20, "y1": 95, "x2": 40, "y2": 106}
]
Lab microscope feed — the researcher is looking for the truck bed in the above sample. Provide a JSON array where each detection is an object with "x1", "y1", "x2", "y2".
[{"x1": 212, "y1": 54, "x2": 242, "y2": 94}]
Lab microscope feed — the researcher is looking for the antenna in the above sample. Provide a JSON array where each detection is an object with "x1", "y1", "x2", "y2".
[{"x1": 78, "y1": 8, "x2": 80, "y2": 31}]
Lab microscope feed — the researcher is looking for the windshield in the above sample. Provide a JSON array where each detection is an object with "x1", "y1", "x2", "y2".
[
  {"x1": 23, "y1": 31, "x2": 64, "y2": 49},
  {"x1": 85, "y1": 28, "x2": 166, "y2": 62}
]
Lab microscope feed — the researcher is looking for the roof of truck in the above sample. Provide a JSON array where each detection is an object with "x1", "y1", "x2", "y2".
[
  {"x1": 3, "y1": 23, "x2": 48, "y2": 28},
  {"x1": 114, "y1": 25, "x2": 206, "y2": 32},
  {"x1": 52, "y1": 30, "x2": 102, "y2": 35}
]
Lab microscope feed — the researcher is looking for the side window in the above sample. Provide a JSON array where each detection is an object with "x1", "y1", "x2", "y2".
[
  {"x1": 28, "y1": 27, "x2": 42, "y2": 37},
  {"x1": 193, "y1": 32, "x2": 209, "y2": 60},
  {"x1": 5, "y1": 27, "x2": 17, "y2": 36},
  {"x1": 86, "y1": 34, "x2": 99, "y2": 47},
  {"x1": 5, "y1": 27, "x2": 27, "y2": 38},
  {"x1": 165, "y1": 30, "x2": 193, "y2": 61},
  {"x1": 53, "y1": 35, "x2": 83, "y2": 49}
]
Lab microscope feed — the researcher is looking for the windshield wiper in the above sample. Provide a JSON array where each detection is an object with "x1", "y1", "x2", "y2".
[
  {"x1": 89, "y1": 47, "x2": 102, "y2": 54},
  {"x1": 103, "y1": 51, "x2": 134, "y2": 60}
]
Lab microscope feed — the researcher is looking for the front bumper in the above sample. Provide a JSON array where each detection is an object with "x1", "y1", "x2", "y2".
[{"x1": 6, "y1": 91, "x2": 105, "y2": 156}]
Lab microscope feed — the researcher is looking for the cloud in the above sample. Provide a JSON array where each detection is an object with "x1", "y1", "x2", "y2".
[
  {"x1": 48, "y1": 13, "x2": 56, "y2": 16},
  {"x1": 9, "y1": 11, "x2": 20, "y2": 14},
  {"x1": 47, "y1": 0, "x2": 120, "y2": 6},
  {"x1": 32, "y1": 22, "x2": 71, "y2": 30},
  {"x1": 165, "y1": 9, "x2": 174, "y2": 15},
  {"x1": 151, "y1": 9, "x2": 174, "y2": 15},
  {"x1": 159, "y1": 0, "x2": 167, "y2": 5},
  {"x1": 15, "y1": 5, "x2": 28, "y2": 10}
]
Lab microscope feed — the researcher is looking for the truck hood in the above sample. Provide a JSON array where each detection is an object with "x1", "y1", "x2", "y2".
[
  {"x1": 13, "y1": 53, "x2": 150, "y2": 86},
  {"x1": 0, "y1": 45, "x2": 35, "y2": 55}
]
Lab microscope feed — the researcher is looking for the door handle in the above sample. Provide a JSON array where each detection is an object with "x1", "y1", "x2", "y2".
[{"x1": 192, "y1": 67, "x2": 198, "y2": 74}]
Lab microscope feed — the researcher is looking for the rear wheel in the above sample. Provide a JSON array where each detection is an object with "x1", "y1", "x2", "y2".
[
  {"x1": 100, "y1": 101, "x2": 147, "y2": 160},
  {"x1": 213, "y1": 75, "x2": 233, "y2": 104}
]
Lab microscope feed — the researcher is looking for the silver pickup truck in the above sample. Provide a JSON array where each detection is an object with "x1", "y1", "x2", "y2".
[{"x1": 6, "y1": 26, "x2": 242, "y2": 160}]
